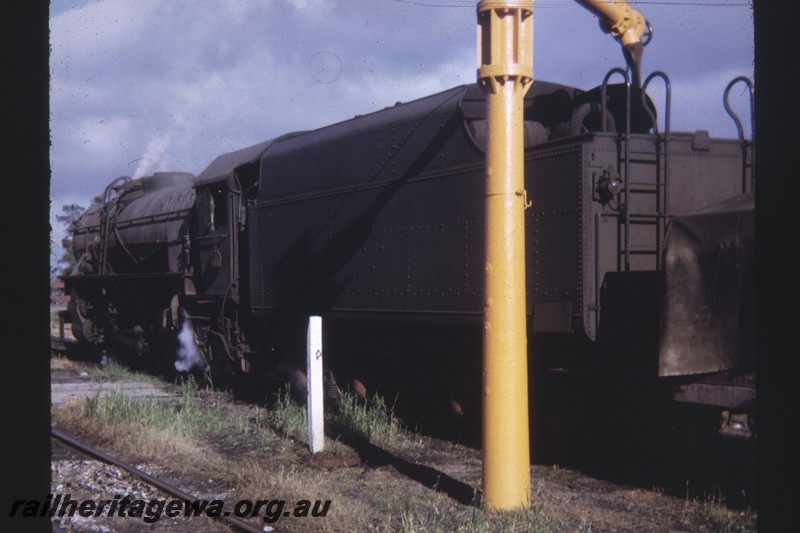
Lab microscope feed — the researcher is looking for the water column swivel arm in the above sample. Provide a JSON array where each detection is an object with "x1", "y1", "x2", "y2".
[{"x1": 576, "y1": 0, "x2": 651, "y2": 87}]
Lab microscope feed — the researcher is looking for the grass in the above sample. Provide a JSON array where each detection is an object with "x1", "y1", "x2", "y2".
[
  {"x1": 265, "y1": 384, "x2": 404, "y2": 450},
  {"x1": 83, "y1": 375, "x2": 201, "y2": 434},
  {"x1": 54, "y1": 374, "x2": 230, "y2": 460},
  {"x1": 680, "y1": 488, "x2": 758, "y2": 533},
  {"x1": 93, "y1": 358, "x2": 163, "y2": 382},
  {"x1": 369, "y1": 481, "x2": 561, "y2": 533},
  {"x1": 336, "y1": 392, "x2": 401, "y2": 444},
  {"x1": 51, "y1": 359, "x2": 758, "y2": 532},
  {"x1": 266, "y1": 384, "x2": 309, "y2": 438}
]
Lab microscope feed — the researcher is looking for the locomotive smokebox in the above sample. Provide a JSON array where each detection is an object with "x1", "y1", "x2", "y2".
[{"x1": 70, "y1": 172, "x2": 196, "y2": 274}]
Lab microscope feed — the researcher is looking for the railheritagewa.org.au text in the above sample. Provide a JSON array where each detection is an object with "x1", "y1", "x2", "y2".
[{"x1": 9, "y1": 493, "x2": 331, "y2": 524}]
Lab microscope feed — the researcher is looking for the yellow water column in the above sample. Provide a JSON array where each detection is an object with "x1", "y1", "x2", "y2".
[{"x1": 477, "y1": 0, "x2": 533, "y2": 511}]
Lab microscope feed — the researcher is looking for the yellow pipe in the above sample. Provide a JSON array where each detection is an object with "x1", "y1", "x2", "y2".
[
  {"x1": 576, "y1": 0, "x2": 646, "y2": 47},
  {"x1": 576, "y1": 0, "x2": 648, "y2": 86},
  {"x1": 477, "y1": 0, "x2": 533, "y2": 511}
]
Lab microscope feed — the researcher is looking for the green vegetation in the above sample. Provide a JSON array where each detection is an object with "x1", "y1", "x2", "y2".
[
  {"x1": 381, "y1": 485, "x2": 558, "y2": 533},
  {"x1": 680, "y1": 489, "x2": 757, "y2": 533},
  {"x1": 93, "y1": 359, "x2": 161, "y2": 383},
  {"x1": 84, "y1": 375, "x2": 200, "y2": 436},
  {"x1": 52, "y1": 202, "x2": 86, "y2": 278},
  {"x1": 265, "y1": 384, "x2": 403, "y2": 448},
  {"x1": 267, "y1": 384, "x2": 308, "y2": 438},
  {"x1": 337, "y1": 392, "x2": 401, "y2": 443},
  {"x1": 59, "y1": 375, "x2": 228, "y2": 458},
  {"x1": 51, "y1": 359, "x2": 758, "y2": 532}
]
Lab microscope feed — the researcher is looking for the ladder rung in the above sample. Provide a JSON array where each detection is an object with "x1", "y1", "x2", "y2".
[
  {"x1": 627, "y1": 213, "x2": 666, "y2": 220},
  {"x1": 620, "y1": 245, "x2": 659, "y2": 255}
]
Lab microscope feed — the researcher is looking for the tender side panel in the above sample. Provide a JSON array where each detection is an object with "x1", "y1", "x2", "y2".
[
  {"x1": 525, "y1": 145, "x2": 583, "y2": 335},
  {"x1": 249, "y1": 166, "x2": 486, "y2": 316},
  {"x1": 248, "y1": 142, "x2": 589, "y2": 338}
]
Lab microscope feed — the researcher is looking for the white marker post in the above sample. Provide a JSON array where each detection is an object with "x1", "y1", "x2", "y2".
[{"x1": 307, "y1": 316, "x2": 324, "y2": 454}]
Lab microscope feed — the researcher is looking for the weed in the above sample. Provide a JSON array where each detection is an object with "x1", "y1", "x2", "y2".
[
  {"x1": 68, "y1": 375, "x2": 231, "y2": 457},
  {"x1": 86, "y1": 358, "x2": 162, "y2": 385},
  {"x1": 680, "y1": 487, "x2": 757, "y2": 533},
  {"x1": 336, "y1": 391, "x2": 401, "y2": 444},
  {"x1": 268, "y1": 384, "x2": 308, "y2": 439}
]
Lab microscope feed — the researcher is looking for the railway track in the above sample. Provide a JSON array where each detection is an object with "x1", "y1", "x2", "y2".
[{"x1": 51, "y1": 428, "x2": 265, "y2": 533}]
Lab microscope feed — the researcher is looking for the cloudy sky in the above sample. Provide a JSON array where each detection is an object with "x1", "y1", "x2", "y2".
[{"x1": 49, "y1": 0, "x2": 754, "y2": 269}]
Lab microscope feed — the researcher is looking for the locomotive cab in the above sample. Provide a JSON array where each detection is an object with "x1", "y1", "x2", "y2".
[{"x1": 193, "y1": 180, "x2": 234, "y2": 296}]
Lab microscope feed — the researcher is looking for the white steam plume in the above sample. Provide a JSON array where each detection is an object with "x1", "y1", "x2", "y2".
[
  {"x1": 175, "y1": 314, "x2": 206, "y2": 372},
  {"x1": 133, "y1": 133, "x2": 172, "y2": 179}
]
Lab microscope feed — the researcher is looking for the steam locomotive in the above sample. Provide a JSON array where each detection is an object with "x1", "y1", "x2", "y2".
[{"x1": 63, "y1": 72, "x2": 755, "y2": 438}]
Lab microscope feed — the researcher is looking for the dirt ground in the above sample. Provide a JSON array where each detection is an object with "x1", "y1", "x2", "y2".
[{"x1": 49, "y1": 356, "x2": 757, "y2": 532}]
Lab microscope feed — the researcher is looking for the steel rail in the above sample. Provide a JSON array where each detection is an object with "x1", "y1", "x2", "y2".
[{"x1": 51, "y1": 428, "x2": 265, "y2": 533}]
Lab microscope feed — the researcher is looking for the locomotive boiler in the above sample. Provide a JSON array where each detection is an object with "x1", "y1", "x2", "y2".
[{"x1": 63, "y1": 72, "x2": 755, "y2": 436}]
